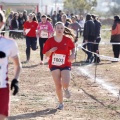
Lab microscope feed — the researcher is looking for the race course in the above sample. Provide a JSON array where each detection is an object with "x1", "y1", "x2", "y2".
[{"x1": 8, "y1": 36, "x2": 120, "y2": 120}]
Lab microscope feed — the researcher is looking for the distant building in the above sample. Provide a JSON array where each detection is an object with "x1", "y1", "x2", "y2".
[
  {"x1": 0, "y1": 0, "x2": 39, "y2": 13},
  {"x1": 40, "y1": 0, "x2": 63, "y2": 14}
]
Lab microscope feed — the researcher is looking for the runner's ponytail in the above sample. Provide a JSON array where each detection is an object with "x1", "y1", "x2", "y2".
[{"x1": 64, "y1": 27, "x2": 75, "y2": 39}]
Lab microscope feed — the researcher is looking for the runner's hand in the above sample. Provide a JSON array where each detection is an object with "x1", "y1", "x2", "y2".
[
  {"x1": 49, "y1": 47, "x2": 58, "y2": 53},
  {"x1": 11, "y1": 79, "x2": 19, "y2": 95},
  {"x1": 68, "y1": 53, "x2": 75, "y2": 62},
  {"x1": 23, "y1": 31, "x2": 26, "y2": 36}
]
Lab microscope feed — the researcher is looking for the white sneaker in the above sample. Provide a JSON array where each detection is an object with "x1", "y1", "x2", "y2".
[
  {"x1": 40, "y1": 61, "x2": 44, "y2": 65},
  {"x1": 57, "y1": 103, "x2": 64, "y2": 110},
  {"x1": 64, "y1": 89, "x2": 71, "y2": 99}
]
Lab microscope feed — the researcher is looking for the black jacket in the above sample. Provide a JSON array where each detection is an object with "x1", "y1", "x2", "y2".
[
  {"x1": 94, "y1": 20, "x2": 101, "y2": 39},
  {"x1": 18, "y1": 17, "x2": 24, "y2": 30},
  {"x1": 11, "y1": 19, "x2": 19, "y2": 29},
  {"x1": 83, "y1": 20, "x2": 95, "y2": 41}
]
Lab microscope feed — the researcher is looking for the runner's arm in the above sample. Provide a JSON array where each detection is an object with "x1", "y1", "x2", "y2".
[
  {"x1": 11, "y1": 55, "x2": 22, "y2": 80},
  {"x1": 68, "y1": 48, "x2": 75, "y2": 62},
  {"x1": 45, "y1": 47, "x2": 57, "y2": 57}
]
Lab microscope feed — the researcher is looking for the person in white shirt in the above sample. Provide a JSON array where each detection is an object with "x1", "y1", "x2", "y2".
[
  {"x1": 79, "y1": 15, "x2": 85, "y2": 36},
  {"x1": 0, "y1": 10, "x2": 22, "y2": 120}
]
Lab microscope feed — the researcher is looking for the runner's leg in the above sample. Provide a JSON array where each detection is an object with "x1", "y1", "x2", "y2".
[
  {"x1": 0, "y1": 115, "x2": 6, "y2": 120},
  {"x1": 39, "y1": 38, "x2": 44, "y2": 61},
  {"x1": 26, "y1": 36, "x2": 31, "y2": 61},
  {"x1": 31, "y1": 37, "x2": 37, "y2": 51},
  {"x1": 51, "y1": 69, "x2": 63, "y2": 103},
  {"x1": 39, "y1": 38, "x2": 47, "y2": 61},
  {"x1": 61, "y1": 70, "x2": 70, "y2": 89}
]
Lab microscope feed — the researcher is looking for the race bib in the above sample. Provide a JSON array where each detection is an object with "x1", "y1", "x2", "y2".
[
  {"x1": 40, "y1": 31, "x2": 48, "y2": 38},
  {"x1": 52, "y1": 54, "x2": 66, "y2": 66},
  {"x1": 25, "y1": 28, "x2": 30, "y2": 35}
]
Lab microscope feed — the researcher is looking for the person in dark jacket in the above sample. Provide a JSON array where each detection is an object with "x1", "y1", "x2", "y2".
[
  {"x1": 110, "y1": 15, "x2": 120, "y2": 60},
  {"x1": 18, "y1": 12, "x2": 24, "y2": 38},
  {"x1": 83, "y1": 14, "x2": 95, "y2": 63},
  {"x1": 52, "y1": 11, "x2": 57, "y2": 27},
  {"x1": 57, "y1": 10, "x2": 62, "y2": 22},
  {"x1": 11, "y1": 12, "x2": 19, "y2": 39},
  {"x1": 23, "y1": 10, "x2": 27, "y2": 23},
  {"x1": 92, "y1": 14, "x2": 102, "y2": 63},
  {"x1": 18, "y1": 13, "x2": 24, "y2": 30},
  {"x1": 7, "y1": 11, "x2": 14, "y2": 38},
  {"x1": 37, "y1": 12, "x2": 41, "y2": 22},
  {"x1": 61, "y1": 14, "x2": 70, "y2": 27}
]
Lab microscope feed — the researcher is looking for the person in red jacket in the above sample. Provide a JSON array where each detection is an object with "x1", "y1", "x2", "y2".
[
  {"x1": 23, "y1": 13, "x2": 38, "y2": 62},
  {"x1": 43, "y1": 22, "x2": 75, "y2": 110},
  {"x1": 110, "y1": 15, "x2": 120, "y2": 60},
  {"x1": 0, "y1": 10, "x2": 22, "y2": 120}
]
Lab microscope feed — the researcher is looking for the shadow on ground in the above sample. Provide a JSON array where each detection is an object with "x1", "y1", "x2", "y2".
[{"x1": 8, "y1": 108, "x2": 57, "y2": 120}]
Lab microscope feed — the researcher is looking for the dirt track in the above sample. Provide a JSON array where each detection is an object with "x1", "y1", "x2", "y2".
[{"x1": 7, "y1": 38, "x2": 120, "y2": 120}]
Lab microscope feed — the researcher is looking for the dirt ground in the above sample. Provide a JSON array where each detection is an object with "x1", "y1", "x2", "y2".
[{"x1": 7, "y1": 36, "x2": 120, "y2": 120}]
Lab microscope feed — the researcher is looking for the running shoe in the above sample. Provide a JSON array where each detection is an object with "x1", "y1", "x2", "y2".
[
  {"x1": 57, "y1": 103, "x2": 64, "y2": 110},
  {"x1": 25, "y1": 60, "x2": 29, "y2": 63},
  {"x1": 40, "y1": 61, "x2": 44, "y2": 65},
  {"x1": 64, "y1": 89, "x2": 71, "y2": 99}
]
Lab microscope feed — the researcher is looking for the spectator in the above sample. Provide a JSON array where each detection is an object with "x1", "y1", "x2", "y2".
[
  {"x1": 66, "y1": 10, "x2": 71, "y2": 18},
  {"x1": 23, "y1": 10, "x2": 27, "y2": 23},
  {"x1": 52, "y1": 11, "x2": 57, "y2": 27},
  {"x1": 61, "y1": 14, "x2": 70, "y2": 27},
  {"x1": 57, "y1": 10, "x2": 62, "y2": 22},
  {"x1": 83, "y1": 14, "x2": 95, "y2": 63},
  {"x1": 78, "y1": 15, "x2": 85, "y2": 36},
  {"x1": 18, "y1": 12, "x2": 24, "y2": 38},
  {"x1": 91, "y1": 14, "x2": 102, "y2": 63},
  {"x1": 110, "y1": 15, "x2": 120, "y2": 61},
  {"x1": 69, "y1": 16, "x2": 81, "y2": 42},
  {"x1": 32, "y1": 13, "x2": 38, "y2": 22},
  {"x1": 7, "y1": 11, "x2": 14, "y2": 37},
  {"x1": 11, "y1": 12, "x2": 19, "y2": 39},
  {"x1": 37, "y1": 12, "x2": 41, "y2": 22}
]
